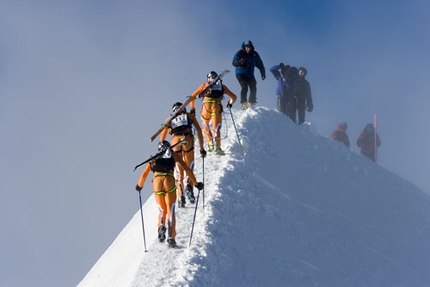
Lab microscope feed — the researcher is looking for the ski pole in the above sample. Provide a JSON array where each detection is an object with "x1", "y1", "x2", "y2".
[
  {"x1": 374, "y1": 112, "x2": 378, "y2": 163},
  {"x1": 137, "y1": 190, "x2": 148, "y2": 252},
  {"x1": 228, "y1": 107, "x2": 244, "y2": 149},
  {"x1": 188, "y1": 188, "x2": 201, "y2": 247},
  {"x1": 202, "y1": 156, "x2": 205, "y2": 209}
]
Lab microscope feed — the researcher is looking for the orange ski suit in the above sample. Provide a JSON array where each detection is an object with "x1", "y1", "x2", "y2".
[
  {"x1": 137, "y1": 152, "x2": 198, "y2": 240},
  {"x1": 190, "y1": 81, "x2": 237, "y2": 148},
  {"x1": 160, "y1": 112, "x2": 204, "y2": 198}
]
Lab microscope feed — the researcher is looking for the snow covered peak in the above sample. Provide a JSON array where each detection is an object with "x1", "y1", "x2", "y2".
[{"x1": 79, "y1": 107, "x2": 430, "y2": 287}]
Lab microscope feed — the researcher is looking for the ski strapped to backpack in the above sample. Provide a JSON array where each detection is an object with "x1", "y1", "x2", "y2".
[
  {"x1": 149, "y1": 69, "x2": 230, "y2": 142},
  {"x1": 133, "y1": 139, "x2": 188, "y2": 171}
]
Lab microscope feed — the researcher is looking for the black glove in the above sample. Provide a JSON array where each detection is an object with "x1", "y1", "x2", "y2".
[
  {"x1": 190, "y1": 108, "x2": 196, "y2": 116},
  {"x1": 195, "y1": 182, "x2": 204, "y2": 191},
  {"x1": 261, "y1": 73, "x2": 266, "y2": 80},
  {"x1": 135, "y1": 184, "x2": 142, "y2": 192},
  {"x1": 200, "y1": 148, "x2": 207, "y2": 158},
  {"x1": 226, "y1": 102, "x2": 233, "y2": 109},
  {"x1": 279, "y1": 63, "x2": 284, "y2": 69},
  {"x1": 307, "y1": 102, "x2": 313, "y2": 112}
]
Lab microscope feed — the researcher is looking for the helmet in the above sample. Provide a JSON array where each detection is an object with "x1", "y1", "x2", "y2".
[
  {"x1": 172, "y1": 102, "x2": 186, "y2": 113},
  {"x1": 207, "y1": 71, "x2": 218, "y2": 82},
  {"x1": 243, "y1": 40, "x2": 254, "y2": 48},
  {"x1": 339, "y1": 122, "x2": 348, "y2": 131},
  {"x1": 158, "y1": 140, "x2": 171, "y2": 152}
]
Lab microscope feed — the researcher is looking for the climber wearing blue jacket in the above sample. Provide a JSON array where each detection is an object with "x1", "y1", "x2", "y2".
[
  {"x1": 270, "y1": 63, "x2": 293, "y2": 115},
  {"x1": 232, "y1": 40, "x2": 266, "y2": 109}
]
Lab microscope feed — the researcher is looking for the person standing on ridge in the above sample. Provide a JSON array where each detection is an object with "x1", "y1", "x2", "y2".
[
  {"x1": 160, "y1": 102, "x2": 206, "y2": 208},
  {"x1": 357, "y1": 123, "x2": 381, "y2": 162},
  {"x1": 232, "y1": 40, "x2": 266, "y2": 110},
  {"x1": 269, "y1": 63, "x2": 296, "y2": 115},
  {"x1": 190, "y1": 71, "x2": 237, "y2": 155},
  {"x1": 135, "y1": 140, "x2": 204, "y2": 248},
  {"x1": 331, "y1": 122, "x2": 350, "y2": 147},
  {"x1": 292, "y1": 67, "x2": 313, "y2": 124}
]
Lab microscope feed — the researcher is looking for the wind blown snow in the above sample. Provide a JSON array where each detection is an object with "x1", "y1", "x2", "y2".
[{"x1": 79, "y1": 107, "x2": 430, "y2": 287}]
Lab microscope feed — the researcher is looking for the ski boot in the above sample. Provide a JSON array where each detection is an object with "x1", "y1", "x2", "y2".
[
  {"x1": 179, "y1": 195, "x2": 186, "y2": 208},
  {"x1": 158, "y1": 225, "x2": 166, "y2": 242},
  {"x1": 167, "y1": 238, "x2": 177, "y2": 248},
  {"x1": 215, "y1": 146, "x2": 225, "y2": 155},
  {"x1": 207, "y1": 140, "x2": 215, "y2": 152},
  {"x1": 241, "y1": 102, "x2": 248, "y2": 110},
  {"x1": 186, "y1": 184, "x2": 196, "y2": 204}
]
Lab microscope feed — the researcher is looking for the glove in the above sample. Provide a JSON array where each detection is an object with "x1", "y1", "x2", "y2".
[
  {"x1": 261, "y1": 73, "x2": 266, "y2": 80},
  {"x1": 239, "y1": 58, "x2": 246, "y2": 66},
  {"x1": 190, "y1": 108, "x2": 196, "y2": 116},
  {"x1": 307, "y1": 102, "x2": 313, "y2": 112},
  {"x1": 195, "y1": 182, "x2": 204, "y2": 191},
  {"x1": 226, "y1": 102, "x2": 233, "y2": 109},
  {"x1": 279, "y1": 63, "x2": 284, "y2": 69},
  {"x1": 135, "y1": 184, "x2": 142, "y2": 192},
  {"x1": 200, "y1": 148, "x2": 207, "y2": 158}
]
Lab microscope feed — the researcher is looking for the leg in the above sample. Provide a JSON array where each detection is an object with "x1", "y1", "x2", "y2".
[
  {"x1": 297, "y1": 98, "x2": 306, "y2": 124},
  {"x1": 236, "y1": 74, "x2": 249, "y2": 103},
  {"x1": 212, "y1": 113, "x2": 223, "y2": 148},
  {"x1": 287, "y1": 97, "x2": 297, "y2": 123},
  {"x1": 200, "y1": 104, "x2": 214, "y2": 149},
  {"x1": 278, "y1": 95, "x2": 288, "y2": 114},
  {"x1": 248, "y1": 76, "x2": 257, "y2": 104},
  {"x1": 181, "y1": 136, "x2": 196, "y2": 203},
  {"x1": 165, "y1": 191, "x2": 177, "y2": 240}
]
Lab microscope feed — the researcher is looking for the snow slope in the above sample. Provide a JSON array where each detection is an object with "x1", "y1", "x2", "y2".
[{"x1": 79, "y1": 107, "x2": 430, "y2": 287}]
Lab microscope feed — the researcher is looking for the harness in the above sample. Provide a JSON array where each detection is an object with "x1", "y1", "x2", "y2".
[
  {"x1": 153, "y1": 172, "x2": 177, "y2": 195},
  {"x1": 172, "y1": 134, "x2": 194, "y2": 153},
  {"x1": 201, "y1": 99, "x2": 223, "y2": 121}
]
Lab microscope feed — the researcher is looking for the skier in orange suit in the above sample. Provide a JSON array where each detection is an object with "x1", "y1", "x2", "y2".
[
  {"x1": 135, "y1": 140, "x2": 204, "y2": 248},
  {"x1": 190, "y1": 71, "x2": 237, "y2": 155},
  {"x1": 160, "y1": 102, "x2": 206, "y2": 207}
]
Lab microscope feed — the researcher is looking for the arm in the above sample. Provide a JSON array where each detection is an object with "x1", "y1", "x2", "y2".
[
  {"x1": 255, "y1": 53, "x2": 266, "y2": 79},
  {"x1": 190, "y1": 82, "x2": 209, "y2": 110},
  {"x1": 305, "y1": 80, "x2": 312, "y2": 104},
  {"x1": 270, "y1": 65, "x2": 281, "y2": 80},
  {"x1": 331, "y1": 131, "x2": 337, "y2": 140},
  {"x1": 222, "y1": 84, "x2": 237, "y2": 105},
  {"x1": 232, "y1": 50, "x2": 245, "y2": 67},
  {"x1": 159, "y1": 120, "x2": 171, "y2": 141},
  {"x1": 137, "y1": 163, "x2": 151, "y2": 190}
]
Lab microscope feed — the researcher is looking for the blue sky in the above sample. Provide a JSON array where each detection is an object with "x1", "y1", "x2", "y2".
[{"x1": 2, "y1": 1, "x2": 430, "y2": 286}]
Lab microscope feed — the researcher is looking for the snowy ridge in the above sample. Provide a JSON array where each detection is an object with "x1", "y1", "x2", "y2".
[{"x1": 79, "y1": 107, "x2": 430, "y2": 287}]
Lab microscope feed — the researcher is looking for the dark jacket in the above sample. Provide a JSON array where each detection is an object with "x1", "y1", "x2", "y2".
[
  {"x1": 232, "y1": 41, "x2": 265, "y2": 79},
  {"x1": 357, "y1": 124, "x2": 381, "y2": 161},
  {"x1": 295, "y1": 74, "x2": 312, "y2": 107}
]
